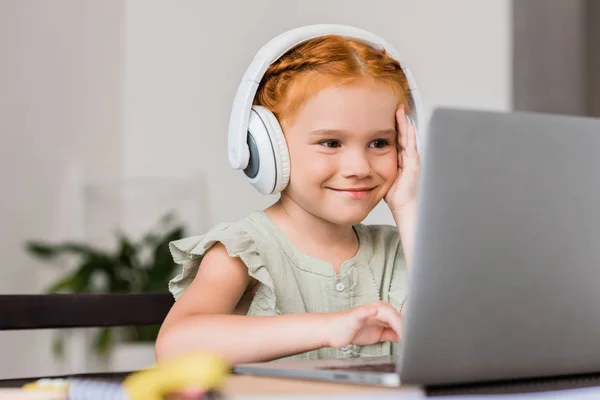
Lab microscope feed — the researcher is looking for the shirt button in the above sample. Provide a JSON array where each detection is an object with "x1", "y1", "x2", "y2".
[{"x1": 335, "y1": 281, "x2": 345, "y2": 292}]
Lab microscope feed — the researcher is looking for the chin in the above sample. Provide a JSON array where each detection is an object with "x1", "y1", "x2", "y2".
[{"x1": 319, "y1": 205, "x2": 374, "y2": 226}]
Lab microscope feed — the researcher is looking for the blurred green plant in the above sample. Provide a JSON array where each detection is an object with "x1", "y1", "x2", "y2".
[{"x1": 25, "y1": 212, "x2": 185, "y2": 357}]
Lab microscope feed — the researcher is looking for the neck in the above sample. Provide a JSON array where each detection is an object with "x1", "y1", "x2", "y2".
[{"x1": 265, "y1": 195, "x2": 358, "y2": 253}]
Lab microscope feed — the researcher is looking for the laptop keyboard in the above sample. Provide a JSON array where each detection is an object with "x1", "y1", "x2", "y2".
[{"x1": 320, "y1": 362, "x2": 397, "y2": 373}]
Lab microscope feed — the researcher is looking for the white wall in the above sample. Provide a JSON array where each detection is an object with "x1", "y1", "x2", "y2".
[
  {"x1": 123, "y1": 0, "x2": 512, "y2": 227},
  {"x1": 0, "y1": 0, "x2": 511, "y2": 378},
  {"x1": 0, "y1": 0, "x2": 123, "y2": 379}
]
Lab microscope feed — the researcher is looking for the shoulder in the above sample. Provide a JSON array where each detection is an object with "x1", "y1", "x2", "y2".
[
  {"x1": 358, "y1": 224, "x2": 403, "y2": 259},
  {"x1": 167, "y1": 211, "x2": 278, "y2": 301},
  {"x1": 169, "y1": 211, "x2": 282, "y2": 309},
  {"x1": 169, "y1": 211, "x2": 268, "y2": 264}
]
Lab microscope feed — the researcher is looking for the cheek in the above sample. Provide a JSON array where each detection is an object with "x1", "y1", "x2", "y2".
[
  {"x1": 376, "y1": 154, "x2": 399, "y2": 183},
  {"x1": 288, "y1": 146, "x2": 335, "y2": 184}
]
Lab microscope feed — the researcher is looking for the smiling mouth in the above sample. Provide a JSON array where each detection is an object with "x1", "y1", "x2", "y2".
[
  {"x1": 328, "y1": 187, "x2": 376, "y2": 199},
  {"x1": 330, "y1": 187, "x2": 375, "y2": 192}
]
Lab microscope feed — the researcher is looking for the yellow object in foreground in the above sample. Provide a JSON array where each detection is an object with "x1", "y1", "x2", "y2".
[{"x1": 123, "y1": 352, "x2": 231, "y2": 400}]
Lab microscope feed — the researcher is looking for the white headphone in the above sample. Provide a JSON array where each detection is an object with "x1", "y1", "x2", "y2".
[{"x1": 227, "y1": 24, "x2": 425, "y2": 195}]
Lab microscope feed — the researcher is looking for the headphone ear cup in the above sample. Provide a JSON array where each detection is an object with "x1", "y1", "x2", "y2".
[{"x1": 245, "y1": 105, "x2": 290, "y2": 195}]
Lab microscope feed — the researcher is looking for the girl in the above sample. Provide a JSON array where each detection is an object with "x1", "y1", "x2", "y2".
[{"x1": 156, "y1": 30, "x2": 421, "y2": 364}]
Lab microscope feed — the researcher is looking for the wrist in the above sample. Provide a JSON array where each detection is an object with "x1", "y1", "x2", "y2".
[
  {"x1": 311, "y1": 312, "x2": 338, "y2": 348},
  {"x1": 392, "y1": 201, "x2": 417, "y2": 270},
  {"x1": 316, "y1": 311, "x2": 352, "y2": 349},
  {"x1": 391, "y1": 200, "x2": 417, "y2": 221}
]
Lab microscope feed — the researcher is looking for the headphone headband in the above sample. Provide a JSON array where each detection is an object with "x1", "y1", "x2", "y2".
[{"x1": 228, "y1": 24, "x2": 424, "y2": 170}]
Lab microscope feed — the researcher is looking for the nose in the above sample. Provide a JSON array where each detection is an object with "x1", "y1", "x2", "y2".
[{"x1": 339, "y1": 147, "x2": 371, "y2": 179}]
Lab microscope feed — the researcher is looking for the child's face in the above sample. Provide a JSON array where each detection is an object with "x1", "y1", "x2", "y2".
[{"x1": 281, "y1": 80, "x2": 399, "y2": 226}]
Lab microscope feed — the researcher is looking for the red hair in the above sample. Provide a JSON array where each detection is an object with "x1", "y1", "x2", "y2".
[{"x1": 254, "y1": 34, "x2": 411, "y2": 127}]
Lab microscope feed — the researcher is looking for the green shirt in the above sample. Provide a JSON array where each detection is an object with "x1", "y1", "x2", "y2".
[{"x1": 169, "y1": 210, "x2": 407, "y2": 361}]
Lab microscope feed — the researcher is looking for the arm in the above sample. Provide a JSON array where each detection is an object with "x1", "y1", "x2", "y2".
[
  {"x1": 156, "y1": 243, "x2": 403, "y2": 364},
  {"x1": 392, "y1": 200, "x2": 417, "y2": 271},
  {"x1": 158, "y1": 311, "x2": 333, "y2": 364},
  {"x1": 387, "y1": 103, "x2": 420, "y2": 272},
  {"x1": 156, "y1": 243, "x2": 329, "y2": 364}
]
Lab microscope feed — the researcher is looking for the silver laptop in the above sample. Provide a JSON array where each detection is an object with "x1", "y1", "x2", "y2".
[{"x1": 235, "y1": 107, "x2": 600, "y2": 387}]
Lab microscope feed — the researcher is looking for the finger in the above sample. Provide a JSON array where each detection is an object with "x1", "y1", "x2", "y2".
[
  {"x1": 396, "y1": 103, "x2": 409, "y2": 153},
  {"x1": 398, "y1": 153, "x2": 404, "y2": 170},
  {"x1": 373, "y1": 304, "x2": 404, "y2": 340},
  {"x1": 364, "y1": 316, "x2": 390, "y2": 328},
  {"x1": 406, "y1": 124, "x2": 419, "y2": 158},
  {"x1": 351, "y1": 306, "x2": 377, "y2": 326},
  {"x1": 380, "y1": 327, "x2": 401, "y2": 343}
]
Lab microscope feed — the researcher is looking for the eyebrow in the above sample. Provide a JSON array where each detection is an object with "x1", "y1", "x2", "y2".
[{"x1": 309, "y1": 129, "x2": 397, "y2": 136}]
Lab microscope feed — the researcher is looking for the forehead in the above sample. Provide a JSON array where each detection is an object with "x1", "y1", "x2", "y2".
[{"x1": 285, "y1": 81, "x2": 398, "y2": 134}]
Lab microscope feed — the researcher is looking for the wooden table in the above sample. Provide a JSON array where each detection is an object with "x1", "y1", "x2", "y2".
[
  {"x1": 5, "y1": 368, "x2": 600, "y2": 398},
  {"x1": 222, "y1": 374, "x2": 420, "y2": 396}
]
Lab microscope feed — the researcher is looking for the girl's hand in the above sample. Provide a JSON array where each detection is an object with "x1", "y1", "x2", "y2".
[
  {"x1": 326, "y1": 302, "x2": 403, "y2": 349},
  {"x1": 384, "y1": 103, "x2": 421, "y2": 212}
]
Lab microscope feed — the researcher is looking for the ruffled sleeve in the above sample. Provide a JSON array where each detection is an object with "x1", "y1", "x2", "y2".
[{"x1": 167, "y1": 221, "x2": 277, "y2": 312}]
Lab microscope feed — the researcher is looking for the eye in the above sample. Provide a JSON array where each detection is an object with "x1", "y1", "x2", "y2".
[
  {"x1": 370, "y1": 139, "x2": 390, "y2": 149},
  {"x1": 320, "y1": 140, "x2": 341, "y2": 148}
]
